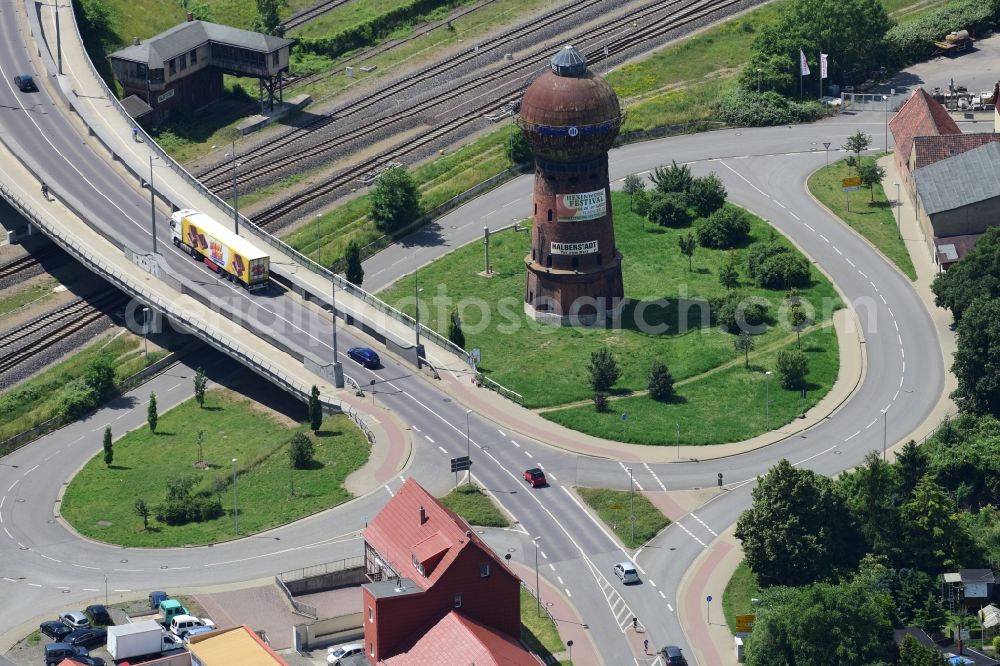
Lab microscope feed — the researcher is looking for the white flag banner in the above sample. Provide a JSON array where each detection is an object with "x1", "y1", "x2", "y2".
[
  {"x1": 800, "y1": 49, "x2": 810, "y2": 76},
  {"x1": 820, "y1": 53, "x2": 828, "y2": 80}
]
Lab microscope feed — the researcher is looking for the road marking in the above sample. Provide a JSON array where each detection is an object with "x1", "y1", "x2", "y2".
[
  {"x1": 899, "y1": 376, "x2": 904, "y2": 388},
  {"x1": 894, "y1": 320, "x2": 899, "y2": 332},
  {"x1": 676, "y1": 522, "x2": 707, "y2": 548},
  {"x1": 859, "y1": 270, "x2": 869, "y2": 279},
  {"x1": 649, "y1": 579, "x2": 657, "y2": 587},
  {"x1": 643, "y1": 462, "x2": 667, "y2": 491},
  {"x1": 793, "y1": 444, "x2": 838, "y2": 466},
  {"x1": 425, "y1": 435, "x2": 434, "y2": 443},
  {"x1": 524, "y1": 450, "x2": 532, "y2": 458},
  {"x1": 719, "y1": 161, "x2": 770, "y2": 198},
  {"x1": 880, "y1": 294, "x2": 887, "y2": 304},
  {"x1": 541, "y1": 550, "x2": 548, "y2": 560},
  {"x1": 557, "y1": 576, "x2": 564, "y2": 585},
  {"x1": 893, "y1": 389, "x2": 900, "y2": 401},
  {"x1": 497, "y1": 429, "x2": 506, "y2": 436},
  {"x1": 549, "y1": 564, "x2": 556, "y2": 571},
  {"x1": 511, "y1": 440, "x2": 520, "y2": 448},
  {"x1": 888, "y1": 307, "x2": 895, "y2": 318},
  {"x1": 39, "y1": 554, "x2": 60, "y2": 562},
  {"x1": 846, "y1": 258, "x2": 855, "y2": 267},
  {"x1": 804, "y1": 223, "x2": 815, "y2": 231},
  {"x1": 774, "y1": 200, "x2": 786, "y2": 209},
  {"x1": 845, "y1": 431, "x2": 860, "y2": 441},
  {"x1": 690, "y1": 513, "x2": 718, "y2": 537},
  {"x1": 866, "y1": 418, "x2": 878, "y2": 429},
  {"x1": 17, "y1": 542, "x2": 25, "y2": 549},
  {"x1": 565, "y1": 588, "x2": 572, "y2": 597},
  {"x1": 537, "y1": 464, "x2": 544, "y2": 470},
  {"x1": 618, "y1": 462, "x2": 645, "y2": 491},
  {"x1": 658, "y1": 591, "x2": 665, "y2": 598},
  {"x1": 3, "y1": 527, "x2": 11, "y2": 539},
  {"x1": 412, "y1": 426, "x2": 421, "y2": 432},
  {"x1": 168, "y1": 382, "x2": 182, "y2": 391},
  {"x1": 901, "y1": 348, "x2": 905, "y2": 360},
  {"x1": 0, "y1": 495, "x2": 4, "y2": 508},
  {"x1": 7, "y1": 480, "x2": 18, "y2": 492},
  {"x1": 28, "y1": 583, "x2": 41, "y2": 587},
  {"x1": 72, "y1": 564, "x2": 100, "y2": 570},
  {"x1": 113, "y1": 588, "x2": 132, "y2": 592},
  {"x1": 502, "y1": 198, "x2": 520, "y2": 208},
  {"x1": 869, "y1": 281, "x2": 877, "y2": 291},
  {"x1": 898, "y1": 334, "x2": 903, "y2": 346},
  {"x1": 789, "y1": 211, "x2": 800, "y2": 220},
  {"x1": 667, "y1": 603, "x2": 674, "y2": 612},
  {"x1": 820, "y1": 234, "x2": 829, "y2": 242},
  {"x1": 23, "y1": 464, "x2": 38, "y2": 476},
  {"x1": 2, "y1": 578, "x2": 16, "y2": 582},
  {"x1": 833, "y1": 246, "x2": 843, "y2": 255},
  {"x1": 548, "y1": 472, "x2": 557, "y2": 481},
  {"x1": 82, "y1": 588, "x2": 99, "y2": 592},
  {"x1": 437, "y1": 446, "x2": 447, "y2": 454}
]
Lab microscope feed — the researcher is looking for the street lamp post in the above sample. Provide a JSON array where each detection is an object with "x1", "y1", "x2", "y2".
[
  {"x1": 894, "y1": 182, "x2": 902, "y2": 240},
  {"x1": 764, "y1": 371, "x2": 773, "y2": 431},
  {"x1": 881, "y1": 408, "x2": 888, "y2": 461},
  {"x1": 315, "y1": 213, "x2": 322, "y2": 265},
  {"x1": 414, "y1": 270, "x2": 424, "y2": 368},
  {"x1": 465, "y1": 409, "x2": 472, "y2": 485},
  {"x1": 331, "y1": 278, "x2": 343, "y2": 388},
  {"x1": 141, "y1": 307, "x2": 149, "y2": 361},
  {"x1": 675, "y1": 421, "x2": 680, "y2": 459},
  {"x1": 226, "y1": 139, "x2": 240, "y2": 235},
  {"x1": 103, "y1": 574, "x2": 108, "y2": 606},
  {"x1": 232, "y1": 458, "x2": 239, "y2": 535},
  {"x1": 756, "y1": 68, "x2": 762, "y2": 94},
  {"x1": 533, "y1": 536, "x2": 542, "y2": 617},
  {"x1": 883, "y1": 94, "x2": 889, "y2": 154},
  {"x1": 627, "y1": 467, "x2": 635, "y2": 546},
  {"x1": 148, "y1": 155, "x2": 158, "y2": 254}
]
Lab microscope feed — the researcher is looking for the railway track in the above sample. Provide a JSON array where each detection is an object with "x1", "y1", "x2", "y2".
[
  {"x1": 248, "y1": 0, "x2": 746, "y2": 226},
  {"x1": 0, "y1": 255, "x2": 40, "y2": 281},
  {"x1": 280, "y1": 0, "x2": 354, "y2": 33},
  {"x1": 0, "y1": 291, "x2": 126, "y2": 376}
]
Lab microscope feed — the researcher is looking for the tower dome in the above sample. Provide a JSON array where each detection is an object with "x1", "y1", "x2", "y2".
[{"x1": 517, "y1": 45, "x2": 623, "y2": 162}]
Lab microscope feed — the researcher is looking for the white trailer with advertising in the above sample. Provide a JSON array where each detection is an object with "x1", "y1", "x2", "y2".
[
  {"x1": 170, "y1": 209, "x2": 269, "y2": 290},
  {"x1": 107, "y1": 620, "x2": 183, "y2": 660}
]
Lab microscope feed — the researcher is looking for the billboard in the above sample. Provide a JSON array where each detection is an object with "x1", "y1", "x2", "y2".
[
  {"x1": 550, "y1": 240, "x2": 598, "y2": 255},
  {"x1": 556, "y1": 190, "x2": 607, "y2": 222}
]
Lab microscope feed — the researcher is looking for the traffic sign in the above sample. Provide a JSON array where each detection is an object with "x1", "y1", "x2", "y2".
[
  {"x1": 621, "y1": 412, "x2": 628, "y2": 422},
  {"x1": 736, "y1": 613, "x2": 756, "y2": 633},
  {"x1": 450, "y1": 456, "x2": 471, "y2": 472},
  {"x1": 823, "y1": 142, "x2": 831, "y2": 149},
  {"x1": 842, "y1": 176, "x2": 862, "y2": 188},
  {"x1": 706, "y1": 595, "x2": 713, "y2": 603}
]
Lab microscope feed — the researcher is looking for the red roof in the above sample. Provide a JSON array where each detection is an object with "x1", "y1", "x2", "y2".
[
  {"x1": 380, "y1": 611, "x2": 542, "y2": 666},
  {"x1": 912, "y1": 133, "x2": 1000, "y2": 169},
  {"x1": 889, "y1": 88, "x2": 961, "y2": 167},
  {"x1": 363, "y1": 478, "x2": 508, "y2": 590}
]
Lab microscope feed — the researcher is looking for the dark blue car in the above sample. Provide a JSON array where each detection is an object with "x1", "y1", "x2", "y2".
[{"x1": 347, "y1": 347, "x2": 380, "y2": 369}]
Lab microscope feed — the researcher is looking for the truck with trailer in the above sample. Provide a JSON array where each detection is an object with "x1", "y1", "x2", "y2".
[
  {"x1": 106, "y1": 620, "x2": 183, "y2": 661},
  {"x1": 935, "y1": 29, "x2": 973, "y2": 56},
  {"x1": 169, "y1": 209, "x2": 270, "y2": 290}
]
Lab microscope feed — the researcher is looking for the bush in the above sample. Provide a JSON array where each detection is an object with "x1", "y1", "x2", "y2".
[
  {"x1": 57, "y1": 378, "x2": 99, "y2": 419},
  {"x1": 713, "y1": 292, "x2": 769, "y2": 333},
  {"x1": 776, "y1": 350, "x2": 809, "y2": 390},
  {"x1": 886, "y1": 0, "x2": 1000, "y2": 65},
  {"x1": 154, "y1": 496, "x2": 223, "y2": 525},
  {"x1": 697, "y1": 206, "x2": 751, "y2": 249},
  {"x1": 288, "y1": 433, "x2": 315, "y2": 469},
  {"x1": 593, "y1": 392, "x2": 609, "y2": 412},
  {"x1": 689, "y1": 173, "x2": 727, "y2": 217},
  {"x1": 648, "y1": 361, "x2": 675, "y2": 401},
  {"x1": 757, "y1": 253, "x2": 811, "y2": 290},
  {"x1": 748, "y1": 241, "x2": 790, "y2": 279},
  {"x1": 647, "y1": 191, "x2": 691, "y2": 227},
  {"x1": 369, "y1": 166, "x2": 421, "y2": 233},
  {"x1": 716, "y1": 89, "x2": 828, "y2": 127},
  {"x1": 587, "y1": 347, "x2": 621, "y2": 392},
  {"x1": 650, "y1": 161, "x2": 694, "y2": 194},
  {"x1": 84, "y1": 354, "x2": 116, "y2": 400}
]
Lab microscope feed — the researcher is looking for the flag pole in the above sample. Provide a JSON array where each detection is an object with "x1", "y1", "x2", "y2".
[{"x1": 818, "y1": 53, "x2": 822, "y2": 99}]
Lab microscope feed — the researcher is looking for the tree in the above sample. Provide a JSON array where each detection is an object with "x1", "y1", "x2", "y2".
[
  {"x1": 897, "y1": 635, "x2": 947, "y2": 666},
  {"x1": 648, "y1": 360, "x2": 674, "y2": 401},
  {"x1": 715, "y1": 292, "x2": 768, "y2": 333},
  {"x1": 858, "y1": 160, "x2": 887, "y2": 201},
  {"x1": 193, "y1": 367, "x2": 207, "y2": 408},
  {"x1": 647, "y1": 192, "x2": 691, "y2": 227},
  {"x1": 677, "y1": 232, "x2": 696, "y2": 272},
  {"x1": 622, "y1": 174, "x2": 645, "y2": 211},
  {"x1": 344, "y1": 240, "x2": 364, "y2": 286},
  {"x1": 756, "y1": 252, "x2": 811, "y2": 290},
  {"x1": 369, "y1": 166, "x2": 421, "y2": 233},
  {"x1": 587, "y1": 347, "x2": 621, "y2": 392},
  {"x1": 899, "y1": 475, "x2": 977, "y2": 572},
  {"x1": 689, "y1": 172, "x2": 727, "y2": 217},
  {"x1": 914, "y1": 591, "x2": 948, "y2": 636},
  {"x1": 134, "y1": 498, "x2": 150, "y2": 531},
  {"x1": 719, "y1": 252, "x2": 740, "y2": 290},
  {"x1": 951, "y1": 296, "x2": 1000, "y2": 417},
  {"x1": 747, "y1": 241, "x2": 789, "y2": 280},
  {"x1": 84, "y1": 354, "x2": 116, "y2": 400},
  {"x1": 734, "y1": 331, "x2": 755, "y2": 368},
  {"x1": 103, "y1": 426, "x2": 113, "y2": 467},
  {"x1": 252, "y1": 0, "x2": 280, "y2": 34},
  {"x1": 649, "y1": 161, "x2": 694, "y2": 194},
  {"x1": 633, "y1": 190, "x2": 650, "y2": 218},
  {"x1": 895, "y1": 439, "x2": 927, "y2": 500},
  {"x1": 696, "y1": 206, "x2": 750, "y2": 249},
  {"x1": 505, "y1": 126, "x2": 532, "y2": 165},
  {"x1": 789, "y1": 302, "x2": 808, "y2": 348},
  {"x1": 147, "y1": 392, "x2": 158, "y2": 433},
  {"x1": 448, "y1": 308, "x2": 465, "y2": 348},
  {"x1": 735, "y1": 459, "x2": 862, "y2": 587},
  {"x1": 932, "y1": 227, "x2": 1000, "y2": 321},
  {"x1": 308, "y1": 385, "x2": 322, "y2": 432},
  {"x1": 288, "y1": 432, "x2": 315, "y2": 469},
  {"x1": 776, "y1": 349, "x2": 808, "y2": 390},
  {"x1": 842, "y1": 130, "x2": 874, "y2": 166},
  {"x1": 839, "y1": 451, "x2": 901, "y2": 561}
]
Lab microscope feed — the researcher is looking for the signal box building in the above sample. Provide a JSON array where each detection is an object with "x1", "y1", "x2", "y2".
[
  {"x1": 361, "y1": 478, "x2": 535, "y2": 664},
  {"x1": 108, "y1": 17, "x2": 292, "y2": 125}
]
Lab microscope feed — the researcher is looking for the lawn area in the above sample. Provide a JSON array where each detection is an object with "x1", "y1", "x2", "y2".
[
  {"x1": 0, "y1": 279, "x2": 58, "y2": 316},
  {"x1": 543, "y1": 326, "x2": 838, "y2": 445},
  {"x1": 807, "y1": 157, "x2": 917, "y2": 280},
  {"x1": 377, "y1": 192, "x2": 841, "y2": 411},
  {"x1": 0, "y1": 334, "x2": 166, "y2": 445},
  {"x1": 520, "y1": 586, "x2": 569, "y2": 665},
  {"x1": 60, "y1": 389, "x2": 370, "y2": 547},
  {"x1": 576, "y1": 487, "x2": 670, "y2": 549},
  {"x1": 438, "y1": 483, "x2": 510, "y2": 527},
  {"x1": 723, "y1": 561, "x2": 761, "y2": 635}
]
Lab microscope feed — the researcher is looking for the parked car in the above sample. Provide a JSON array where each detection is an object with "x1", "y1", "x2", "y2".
[
  {"x1": 168, "y1": 614, "x2": 216, "y2": 638},
  {"x1": 327, "y1": 642, "x2": 365, "y2": 665},
  {"x1": 613, "y1": 561, "x2": 640, "y2": 585},
  {"x1": 660, "y1": 645, "x2": 688, "y2": 665},
  {"x1": 85, "y1": 604, "x2": 113, "y2": 626},
  {"x1": 181, "y1": 625, "x2": 218, "y2": 643},
  {"x1": 347, "y1": 347, "x2": 380, "y2": 369},
  {"x1": 44, "y1": 642, "x2": 88, "y2": 666},
  {"x1": 13, "y1": 74, "x2": 37, "y2": 92},
  {"x1": 65, "y1": 626, "x2": 107, "y2": 648},
  {"x1": 148, "y1": 591, "x2": 168, "y2": 610},
  {"x1": 71, "y1": 655, "x2": 106, "y2": 666},
  {"x1": 523, "y1": 468, "x2": 546, "y2": 487},
  {"x1": 39, "y1": 621, "x2": 73, "y2": 641},
  {"x1": 58, "y1": 611, "x2": 90, "y2": 628}
]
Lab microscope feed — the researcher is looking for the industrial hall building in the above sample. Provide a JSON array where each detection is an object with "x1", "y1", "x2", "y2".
[{"x1": 108, "y1": 17, "x2": 292, "y2": 125}]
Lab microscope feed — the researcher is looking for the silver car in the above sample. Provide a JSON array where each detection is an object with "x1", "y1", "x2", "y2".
[
  {"x1": 613, "y1": 561, "x2": 640, "y2": 584},
  {"x1": 58, "y1": 611, "x2": 90, "y2": 628}
]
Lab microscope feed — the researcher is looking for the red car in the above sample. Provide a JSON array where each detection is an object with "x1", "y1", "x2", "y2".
[{"x1": 523, "y1": 468, "x2": 546, "y2": 487}]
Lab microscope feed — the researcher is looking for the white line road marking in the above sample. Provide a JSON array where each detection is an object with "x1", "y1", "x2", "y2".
[
  {"x1": 24, "y1": 465, "x2": 38, "y2": 476},
  {"x1": 82, "y1": 588, "x2": 99, "y2": 592},
  {"x1": 7, "y1": 481, "x2": 18, "y2": 492},
  {"x1": 558, "y1": 576, "x2": 564, "y2": 585},
  {"x1": 510, "y1": 439, "x2": 520, "y2": 447},
  {"x1": 3, "y1": 527, "x2": 11, "y2": 539},
  {"x1": 72, "y1": 564, "x2": 99, "y2": 570},
  {"x1": 690, "y1": 513, "x2": 718, "y2": 537},
  {"x1": 720, "y1": 161, "x2": 770, "y2": 197},
  {"x1": 619, "y1": 462, "x2": 644, "y2": 490},
  {"x1": 676, "y1": 522, "x2": 707, "y2": 548},
  {"x1": 880, "y1": 294, "x2": 887, "y2": 304},
  {"x1": 643, "y1": 462, "x2": 667, "y2": 491},
  {"x1": 541, "y1": 550, "x2": 548, "y2": 560},
  {"x1": 866, "y1": 418, "x2": 878, "y2": 429},
  {"x1": 3, "y1": 577, "x2": 17, "y2": 582},
  {"x1": 548, "y1": 472, "x2": 557, "y2": 481},
  {"x1": 846, "y1": 258, "x2": 856, "y2": 267},
  {"x1": 565, "y1": 588, "x2": 572, "y2": 597},
  {"x1": 497, "y1": 429, "x2": 506, "y2": 436},
  {"x1": 793, "y1": 444, "x2": 838, "y2": 467},
  {"x1": 39, "y1": 554, "x2": 60, "y2": 562},
  {"x1": 859, "y1": 270, "x2": 869, "y2": 279},
  {"x1": 845, "y1": 431, "x2": 860, "y2": 441},
  {"x1": 412, "y1": 426, "x2": 420, "y2": 432},
  {"x1": 789, "y1": 211, "x2": 800, "y2": 220},
  {"x1": 385, "y1": 486, "x2": 394, "y2": 498},
  {"x1": 113, "y1": 589, "x2": 132, "y2": 592},
  {"x1": 28, "y1": 583, "x2": 41, "y2": 587},
  {"x1": 888, "y1": 307, "x2": 895, "y2": 318},
  {"x1": 901, "y1": 348, "x2": 905, "y2": 360},
  {"x1": 549, "y1": 564, "x2": 556, "y2": 571},
  {"x1": 775, "y1": 200, "x2": 786, "y2": 208},
  {"x1": 168, "y1": 382, "x2": 181, "y2": 391},
  {"x1": 16, "y1": 542, "x2": 23, "y2": 549},
  {"x1": 667, "y1": 603, "x2": 674, "y2": 612},
  {"x1": 502, "y1": 199, "x2": 520, "y2": 208},
  {"x1": 870, "y1": 281, "x2": 877, "y2": 291},
  {"x1": 437, "y1": 446, "x2": 447, "y2": 454},
  {"x1": 893, "y1": 389, "x2": 900, "y2": 401},
  {"x1": 524, "y1": 450, "x2": 532, "y2": 457},
  {"x1": 899, "y1": 376, "x2": 904, "y2": 388},
  {"x1": 804, "y1": 223, "x2": 816, "y2": 231},
  {"x1": 425, "y1": 436, "x2": 434, "y2": 443},
  {"x1": 898, "y1": 334, "x2": 903, "y2": 346},
  {"x1": 820, "y1": 234, "x2": 829, "y2": 242},
  {"x1": 894, "y1": 320, "x2": 899, "y2": 331},
  {"x1": 833, "y1": 246, "x2": 843, "y2": 255}
]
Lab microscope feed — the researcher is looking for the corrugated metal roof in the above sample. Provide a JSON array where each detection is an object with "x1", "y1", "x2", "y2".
[
  {"x1": 914, "y1": 141, "x2": 1000, "y2": 215},
  {"x1": 380, "y1": 611, "x2": 541, "y2": 666},
  {"x1": 110, "y1": 21, "x2": 292, "y2": 68}
]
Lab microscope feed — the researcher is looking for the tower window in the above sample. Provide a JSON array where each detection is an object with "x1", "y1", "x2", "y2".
[
  {"x1": 547, "y1": 255, "x2": 552, "y2": 268},
  {"x1": 572, "y1": 257, "x2": 579, "y2": 270},
  {"x1": 547, "y1": 209, "x2": 552, "y2": 221}
]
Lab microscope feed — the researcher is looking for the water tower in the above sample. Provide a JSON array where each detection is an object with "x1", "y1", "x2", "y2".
[{"x1": 517, "y1": 45, "x2": 625, "y2": 325}]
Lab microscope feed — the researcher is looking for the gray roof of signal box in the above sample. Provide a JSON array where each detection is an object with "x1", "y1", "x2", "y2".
[
  {"x1": 109, "y1": 20, "x2": 292, "y2": 68},
  {"x1": 913, "y1": 140, "x2": 1000, "y2": 215}
]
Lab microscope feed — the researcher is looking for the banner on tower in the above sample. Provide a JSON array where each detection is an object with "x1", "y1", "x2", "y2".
[
  {"x1": 556, "y1": 190, "x2": 607, "y2": 222},
  {"x1": 550, "y1": 240, "x2": 599, "y2": 255}
]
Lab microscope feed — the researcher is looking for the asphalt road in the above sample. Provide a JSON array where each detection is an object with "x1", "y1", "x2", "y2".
[{"x1": 0, "y1": 4, "x2": 976, "y2": 662}]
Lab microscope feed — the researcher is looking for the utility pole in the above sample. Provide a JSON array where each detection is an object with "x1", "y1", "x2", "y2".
[
  {"x1": 229, "y1": 138, "x2": 240, "y2": 235},
  {"x1": 331, "y1": 278, "x2": 343, "y2": 388},
  {"x1": 628, "y1": 467, "x2": 635, "y2": 546}
]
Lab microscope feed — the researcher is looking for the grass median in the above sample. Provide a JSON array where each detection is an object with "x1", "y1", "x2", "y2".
[
  {"x1": 520, "y1": 586, "x2": 569, "y2": 665},
  {"x1": 438, "y1": 483, "x2": 510, "y2": 527},
  {"x1": 723, "y1": 560, "x2": 761, "y2": 635},
  {"x1": 807, "y1": 157, "x2": 917, "y2": 281},
  {"x1": 576, "y1": 487, "x2": 671, "y2": 549},
  {"x1": 60, "y1": 388, "x2": 369, "y2": 547}
]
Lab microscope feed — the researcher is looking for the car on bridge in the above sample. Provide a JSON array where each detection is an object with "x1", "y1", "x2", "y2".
[
  {"x1": 13, "y1": 74, "x2": 37, "y2": 92},
  {"x1": 523, "y1": 468, "x2": 546, "y2": 487},
  {"x1": 347, "y1": 346, "x2": 380, "y2": 368}
]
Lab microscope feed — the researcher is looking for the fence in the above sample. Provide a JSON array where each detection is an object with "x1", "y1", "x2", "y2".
[
  {"x1": 839, "y1": 92, "x2": 903, "y2": 113},
  {"x1": 275, "y1": 575, "x2": 318, "y2": 619},
  {"x1": 280, "y1": 556, "x2": 365, "y2": 583}
]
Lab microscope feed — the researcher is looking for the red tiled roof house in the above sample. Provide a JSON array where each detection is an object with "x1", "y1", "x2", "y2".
[
  {"x1": 361, "y1": 478, "x2": 523, "y2": 663},
  {"x1": 889, "y1": 88, "x2": 960, "y2": 198}
]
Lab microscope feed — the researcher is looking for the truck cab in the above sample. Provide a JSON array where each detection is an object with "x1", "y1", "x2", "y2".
[{"x1": 157, "y1": 599, "x2": 189, "y2": 625}]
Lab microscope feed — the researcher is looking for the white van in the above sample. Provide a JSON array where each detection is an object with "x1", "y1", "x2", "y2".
[{"x1": 169, "y1": 614, "x2": 216, "y2": 638}]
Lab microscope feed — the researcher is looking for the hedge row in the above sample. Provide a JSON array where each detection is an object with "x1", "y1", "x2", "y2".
[
  {"x1": 886, "y1": 0, "x2": 1000, "y2": 65},
  {"x1": 715, "y1": 89, "x2": 829, "y2": 127},
  {"x1": 294, "y1": 0, "x2": 469, "y2": 60}
]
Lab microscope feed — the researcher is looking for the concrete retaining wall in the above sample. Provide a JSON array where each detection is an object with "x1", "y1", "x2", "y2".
[{"x1": 284, "y1": 566, "x2": 367, "y2": 595}]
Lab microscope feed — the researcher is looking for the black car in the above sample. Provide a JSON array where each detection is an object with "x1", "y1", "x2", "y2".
[
  {"x1": 64, "y1": 626, "x2": 107, "y2": 648},
  {"x1": 85, "y1": 604, "x2": 113, "y2": 626},
  {"x1": 347, "y1": 347, "x2": 380, "y2": 368},
  {"x1": 149, "y1": 590, "x2": 168, "y2": 610},
  {"x1": 73, "y1": 656, "x2": 106, "y2": 666},
  {"x1": 660, "y1": 645, "x2": 688, "y2": 665},
  {"x1": 39, "y1": 621, "x2": 72, "y2": 641},
  {"x1": 44, "y1": 643, "x2": 88, "y2": 666},
  {"x1": 13, "y1": 74, "x2": 37, "y2": 92}
]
